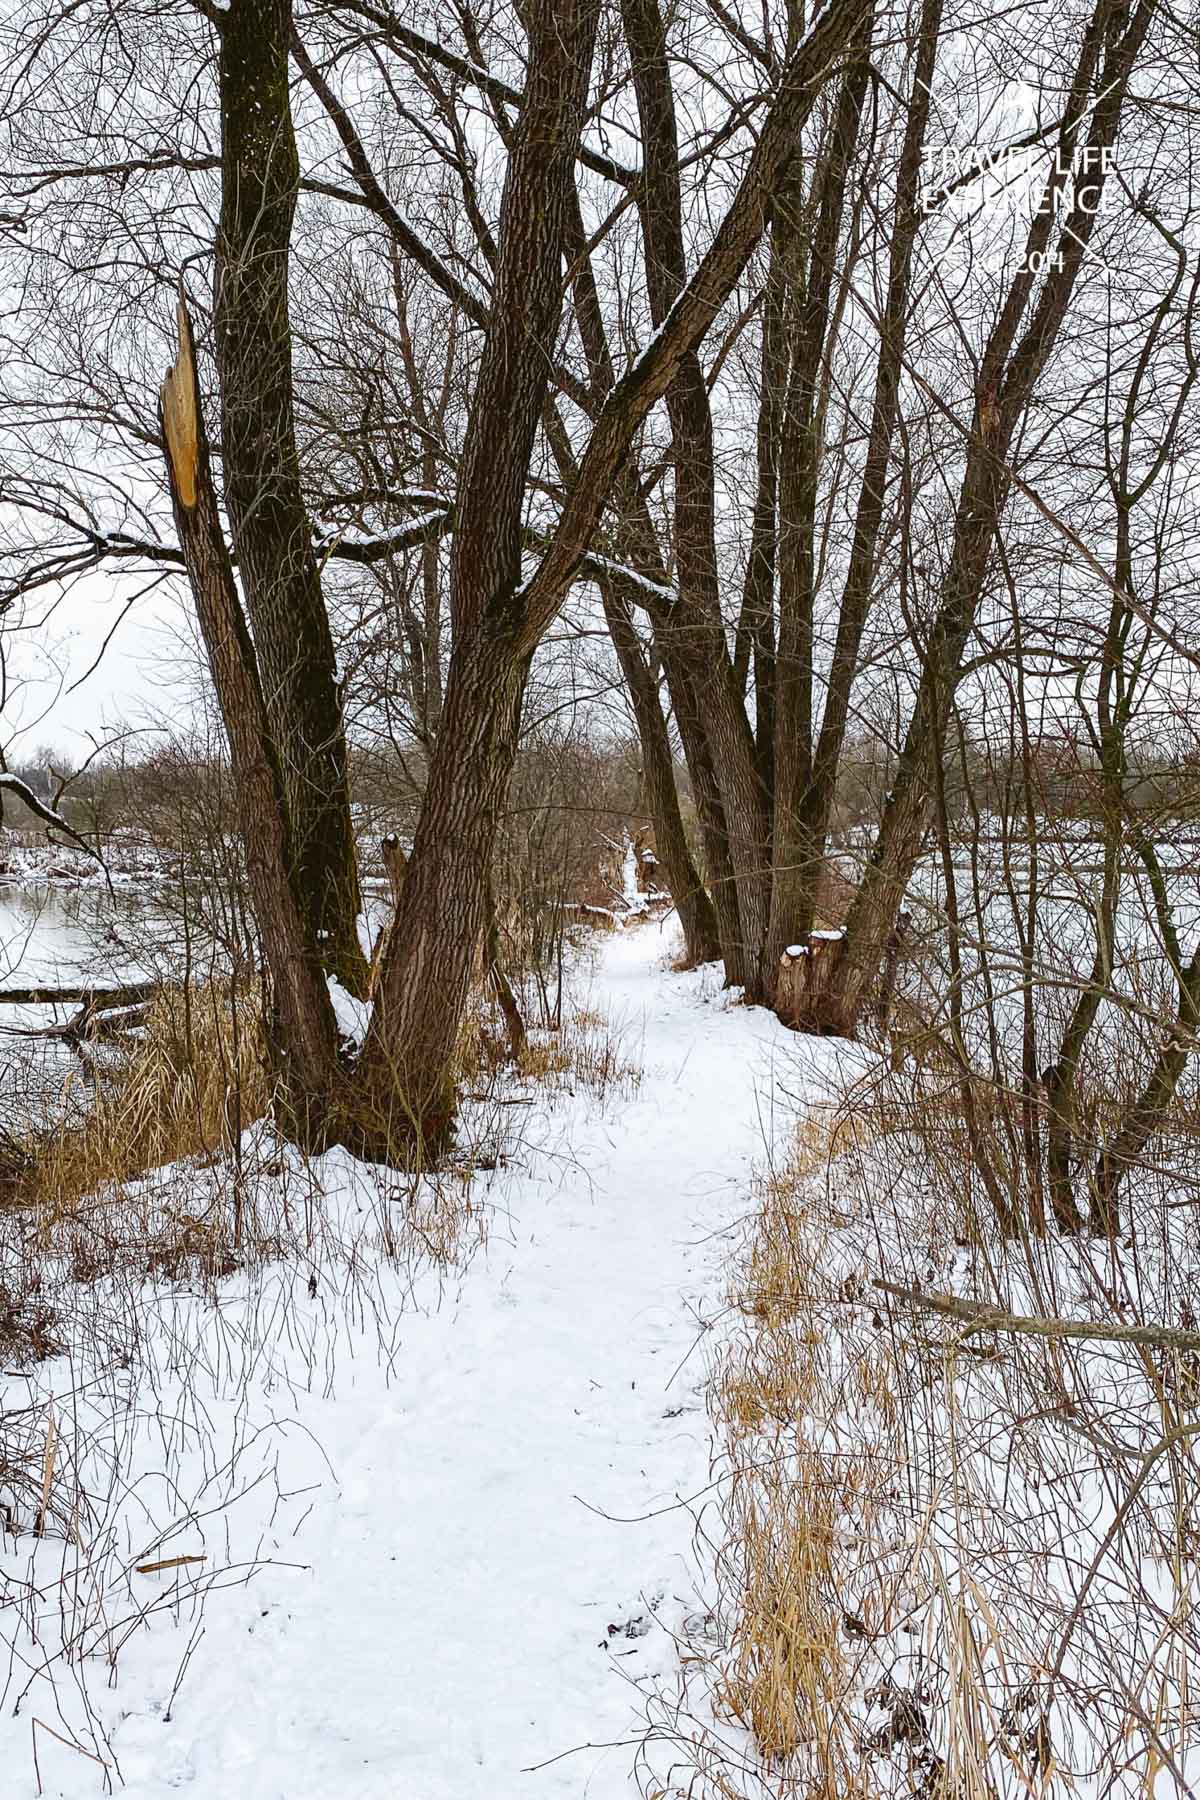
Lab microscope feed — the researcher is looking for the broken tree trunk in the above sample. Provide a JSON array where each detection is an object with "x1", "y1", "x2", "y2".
[
  {"x1": 160, "y1": 292, "x2": 340, "y2": 1134},
  {"x1": 367, "y1": 834, "x2": 408, "y2": 1001}
]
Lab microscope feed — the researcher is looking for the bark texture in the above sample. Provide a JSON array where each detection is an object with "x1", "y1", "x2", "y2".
[
  {"x1": 620, "y1": 0, "x2": 771, "y2": 990},
  {"x1": 602, "y1": 584, "x2": 721, "y2": 964},
  {"x1": 767, "y1": 0, "x2": 940, "y2": 986},
  {"x1": 214, "y1": 0, "x2": 367, "y2": 994},
  {"x1": 358, "y1": 0, "x2": 602, "y2": 1147}
]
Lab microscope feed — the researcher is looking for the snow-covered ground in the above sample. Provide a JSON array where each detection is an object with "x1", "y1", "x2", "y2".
[{"x1": 0, "y1": 922, "x2": 853, "y2": 1798}]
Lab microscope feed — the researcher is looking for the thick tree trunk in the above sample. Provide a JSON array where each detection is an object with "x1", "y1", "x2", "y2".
[
  {"x1": 213, "y1": 0, "x2": 367, "y2": 995},
  {"x1": 356, "y1": 632, "x2": 530, "y2": 1147},
  {"x1": 356, "y1": 0, "x2": 601, "y2": 1149},
  {"x1": 160, "y1": 295, "x2": 339, "y2": 1131}
]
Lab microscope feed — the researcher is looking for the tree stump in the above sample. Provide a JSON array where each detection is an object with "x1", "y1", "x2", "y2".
[
  {"x1": 368, "y1": 835, "x2": 409, "y2": 999},
  {"x1": 631, "y1": 829, "x2": 661, "y2": 895},
  {"x1": 775, "y1": 930, "x2": 848, "y2": 1033}
]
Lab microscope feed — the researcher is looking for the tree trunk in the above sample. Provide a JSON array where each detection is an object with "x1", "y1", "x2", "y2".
[
  {"x1": 1092, "y1": 994, "x2": 1197, "y2": 1237},
  {"x1": 732, "y1": 212, "x2": 787, "y2": 803},
  {"x1": 767, "y1": 48, "x2": 872, "y2": 985},
  {"x1": 357, "y1": 631, "x2": 531, "y2": 1146},
  {"x1": 357, "y1": 0, "x2": 601, "y2": 1149},
  {"x1": 780, "y1": 0, "x2": 942, "y2": 964},
  {"x1": 557, "y1": 174, "x2": 727, "y2": 975},
  {"x1": 214, "y1": 0, "x2": 367, "y2": 995},
  {"x1": 602, "y1": 586, "x2": 721, "y2": 964},
  {"x1": 160, "y1": 294, "x2": 339, "y2": 1132},
  {"x1": 482, "y1": 866, "x2": 527, "y2": 1062},
  {"x1": 620, "y1": 0, "x2": 772, "y2": 992}
]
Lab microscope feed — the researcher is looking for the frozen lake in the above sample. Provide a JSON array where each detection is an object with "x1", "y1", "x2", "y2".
[
  {"x1": 0, "y1": 882, "x2": 189, "y2": 1131},
  {"x1": 0, "y1": 881, "x2": 174, "y2": 989}
]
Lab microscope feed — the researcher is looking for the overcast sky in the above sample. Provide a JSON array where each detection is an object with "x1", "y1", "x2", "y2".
[{"x1": 4, "y1": 571, "x2": 195, "y2": 760}]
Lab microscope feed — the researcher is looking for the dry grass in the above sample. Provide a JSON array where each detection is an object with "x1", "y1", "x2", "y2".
[
  {"x1": 15, "y1": 982, "x2": 266, "y2": 1227},
  {"x1": 711, "y1": 1113, "x2": 898, "y2": 1793},
  {"x1": 458, "y1": 1000, "x2": 641, "y2": 1105},
  {"x1": 689, "y1": 1073, "x2": 1200, "y2": 1800}
]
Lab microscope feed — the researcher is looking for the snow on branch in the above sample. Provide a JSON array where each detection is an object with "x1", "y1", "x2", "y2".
[
  {"x1": 0, "y1": 773, "x2": 102, "y2": 862},
  {"x1": 314, "y1": 507, "x2": 455, "y2": 562}
]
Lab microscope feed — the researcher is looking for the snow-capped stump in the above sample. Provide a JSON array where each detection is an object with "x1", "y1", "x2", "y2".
[
  {"x1": 775, "y1": 928, "x2": 846, "y2": 1031},
  {"x1": 632, "y1": 829, "x2": 661, "y2": 893}
]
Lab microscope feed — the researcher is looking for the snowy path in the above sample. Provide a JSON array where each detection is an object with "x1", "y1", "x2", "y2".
[{"x1": 10, "y1": 926, "x2": 841, "y2": 1799}]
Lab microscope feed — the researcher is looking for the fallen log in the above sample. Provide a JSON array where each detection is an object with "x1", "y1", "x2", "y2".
[
  {"x1": 0, "y1": 982, "x2": 159, "y2": 1009},
  {"x1": 0, "y1": 983, "x2": 160, "y2": 1046},
  {"x1": 874, "y1": 1279, "x2": 1200, "y2": 1353}
]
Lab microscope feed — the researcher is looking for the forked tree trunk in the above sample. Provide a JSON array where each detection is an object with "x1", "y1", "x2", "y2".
[
  {"x1": 354, "y1": 0, "x2": 602, "y2": 1150},
  {"x1": 160, "y1": 294, "x2": 339, "y2": 1132},
  {"x1": 213, "y1": 0, "x2": 368, "y2": 995}
]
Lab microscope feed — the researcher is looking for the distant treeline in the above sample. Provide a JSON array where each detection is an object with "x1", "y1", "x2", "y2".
[{"x1": 5, "y1": 723, "x2": 1200, "y2": 854}]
